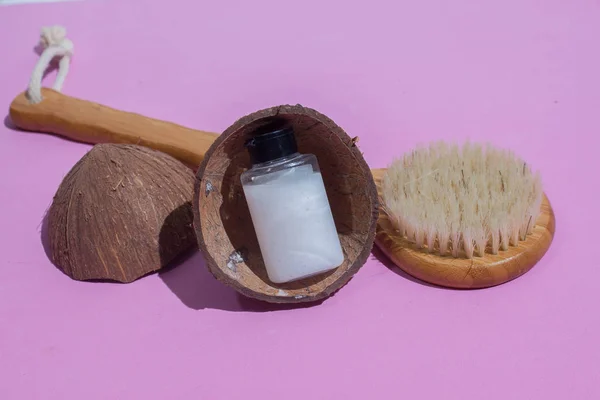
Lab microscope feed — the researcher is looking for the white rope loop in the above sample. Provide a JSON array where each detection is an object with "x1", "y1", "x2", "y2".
[{"x1": 27, "y1": 25, "x2": 74, "y2": 104}]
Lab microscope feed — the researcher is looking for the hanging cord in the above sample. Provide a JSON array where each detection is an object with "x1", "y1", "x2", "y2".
[{"x1": 27, "y1": 25, "x2": 74, "y2": 104}]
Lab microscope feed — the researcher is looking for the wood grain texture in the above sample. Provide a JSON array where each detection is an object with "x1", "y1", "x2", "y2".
[
  {"x1": 193, "y1": 105, "x2": 379, "y2": 303},
  {"x1": 371, "y1": 168, "x2": 556, "y2": 289},
  {"x1": 9, "y1": 89, "x2": 219, "y2": 168}
]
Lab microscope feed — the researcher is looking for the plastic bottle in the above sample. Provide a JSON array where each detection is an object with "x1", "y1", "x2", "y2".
[{"x1": 240, "y1": 120, "x2": 345, "y2": 283}]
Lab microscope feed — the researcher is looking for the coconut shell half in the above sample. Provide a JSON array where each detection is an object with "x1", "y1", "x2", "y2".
[
  {"x1": 47, "y1": 143, "x2": 196, "y2": 283},
  {"x1": 193, "y1": 105, "x2": 379, "y2": 303}
]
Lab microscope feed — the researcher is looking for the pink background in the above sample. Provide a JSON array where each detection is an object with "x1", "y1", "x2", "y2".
[{"x1": 1, "y1": 0, "x2": 598, "y2": 398}]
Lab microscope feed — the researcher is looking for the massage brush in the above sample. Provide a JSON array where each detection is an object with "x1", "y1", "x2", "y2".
[
  {"x1": 9, "y1": 26, "x2": 555, "y2": 289},
  {"x1": 10, "y1": 88, "x2": 556, "y2": 289},
  {"x1": 374, "y1": 143, "x2": 554, "y2": 288}
]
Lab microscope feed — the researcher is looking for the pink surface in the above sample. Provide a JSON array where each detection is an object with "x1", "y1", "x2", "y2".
[{"x1": 1, "y1": 0, "x2": 599, "y2": 398}]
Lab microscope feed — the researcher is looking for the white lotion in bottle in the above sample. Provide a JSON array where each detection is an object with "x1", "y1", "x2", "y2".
[{"x1": 240, "y1": 120, "x2": 345, "y2": 284}]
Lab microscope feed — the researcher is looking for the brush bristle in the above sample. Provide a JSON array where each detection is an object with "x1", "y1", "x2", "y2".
[{"x1": 381, "y1": 141, "x2": 543, "y2": 258}]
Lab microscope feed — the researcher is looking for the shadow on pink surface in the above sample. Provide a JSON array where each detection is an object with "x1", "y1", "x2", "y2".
[
  {"x1": 159, "y1": 250, "x2": 327, "y2": 312},
  {"x1": 157, "y1": 203, "x2": 328, "y2": 312},
  {"x1": 4, "y1": 115, "x2": 17, "y2": 130},
  {"x1": 370, "y1": 244, "x2": 450, "y2": 290}
]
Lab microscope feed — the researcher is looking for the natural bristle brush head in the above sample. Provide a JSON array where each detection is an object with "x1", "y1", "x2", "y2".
[
  {"x1": 373, "y1": 141, "x2": 556, "y2": 289},
  {"x1": 383, "y1": 141, "x2": 543, "y2": 258}
]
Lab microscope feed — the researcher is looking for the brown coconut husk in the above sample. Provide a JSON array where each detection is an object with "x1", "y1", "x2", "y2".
[
  {"x1": 47, "y1": 143, "x2": 196, "y2": 283},
  {"x1": 193, "y1": 105, "x2": 379, "y2": 303}
]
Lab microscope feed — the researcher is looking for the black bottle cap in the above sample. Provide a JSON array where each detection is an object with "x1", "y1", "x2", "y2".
[{"x1": 245, "y1": 119, "x2": 298, "y2": 164}]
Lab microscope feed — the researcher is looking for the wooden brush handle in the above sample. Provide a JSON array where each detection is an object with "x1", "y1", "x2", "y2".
[{"x1": 9, "y1": 88, "x2": 220, "y2": 167}]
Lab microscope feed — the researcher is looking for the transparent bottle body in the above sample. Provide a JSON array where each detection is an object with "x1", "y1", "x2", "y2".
[{"x1": 240, "y1": 153, "x2": 345, "y2": 283}]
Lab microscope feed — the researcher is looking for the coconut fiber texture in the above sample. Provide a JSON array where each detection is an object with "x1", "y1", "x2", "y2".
[
  {"x1": 47, "y1": 143, "x2": 196, "y2": 283},
  {"x1": 193, "y1": 105, "x2": 379, "y2": 303}
]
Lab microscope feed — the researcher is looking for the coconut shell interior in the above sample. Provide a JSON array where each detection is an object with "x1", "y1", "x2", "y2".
[{"x1": 193, "y1": 105, "x2": 378, "y2": 303}]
